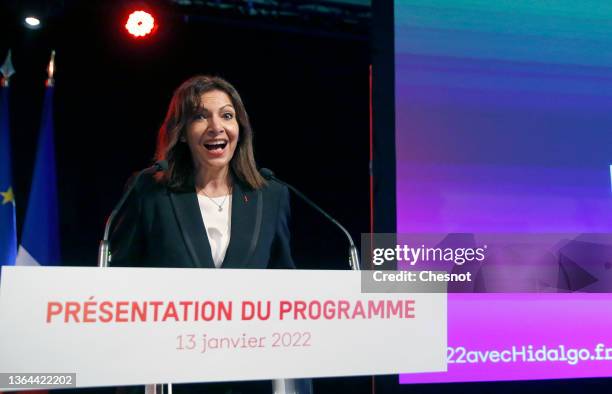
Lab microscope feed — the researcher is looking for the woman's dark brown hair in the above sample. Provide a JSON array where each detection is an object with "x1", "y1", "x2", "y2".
[{"x1": 155, "y1": 75, "x2": 265, "y2": 190}]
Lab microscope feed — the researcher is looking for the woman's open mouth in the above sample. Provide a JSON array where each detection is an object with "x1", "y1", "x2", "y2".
[{"x1": 203, "y1": 141, "x2": 228, "y2": 156}]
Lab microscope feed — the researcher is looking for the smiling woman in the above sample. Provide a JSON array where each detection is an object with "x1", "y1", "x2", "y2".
[
  {"x1": 109, "y1": 76, "x2": 296, "y2": 393},
  {"x1": 187, "y1": 91, "x2": 238, "y2": 163},
  {"x1": 111, "y1": 74, "x2": 294, "y2": 269},
  {"x1": 155, "y1": 75, "x2": 265, "y2": 191}
]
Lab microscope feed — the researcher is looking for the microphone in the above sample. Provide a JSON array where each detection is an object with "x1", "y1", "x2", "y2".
[
  {"x1": 98, "y1": 160, "x2": 168, "y2": 267},
  {"x1": 260, "y1": 168, "x2": 360, "y2": 271}
]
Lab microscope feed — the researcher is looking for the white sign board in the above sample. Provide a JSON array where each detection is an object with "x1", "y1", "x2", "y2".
[{"x1": 0, "y1": 266, "x2": 446, "y2": 388}]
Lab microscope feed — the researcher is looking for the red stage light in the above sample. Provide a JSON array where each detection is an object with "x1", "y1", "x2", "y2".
[{"x1": 125, "y1": 10, "x2": 155, "y2": 38}]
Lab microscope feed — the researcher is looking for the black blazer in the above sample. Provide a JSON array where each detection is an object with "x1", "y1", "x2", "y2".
[
  {"x1": 108, "y1": 175, "x2": 296, "y2": 394},
  {"x1": 107, "y1": 174, "x2": 309, "y2": 394},
  {"x1": 110, "y1": 174, "x2": 295, "y2": 270}
]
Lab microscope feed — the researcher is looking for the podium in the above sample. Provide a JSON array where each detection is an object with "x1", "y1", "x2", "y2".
[{"x1": 0, "y1": 266, "x2": 446, "y2": 391}]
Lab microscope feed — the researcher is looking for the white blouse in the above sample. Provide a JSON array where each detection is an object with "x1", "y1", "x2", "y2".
[{"x1": 196, "y1": 194, "x2": 232, "y2": 268}]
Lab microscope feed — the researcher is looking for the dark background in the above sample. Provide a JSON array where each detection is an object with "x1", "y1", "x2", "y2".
[
  {"x1": 0, "y1": 1, "x2": 371, "y2": 392},
  {"x1": 0, "y1": 0, "x2": 371, "y2": 272}
]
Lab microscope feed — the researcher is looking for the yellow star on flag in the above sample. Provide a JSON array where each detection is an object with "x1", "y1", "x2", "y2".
[{"x1": 1, "y1": 186, "x2": 15, "y2": 205}]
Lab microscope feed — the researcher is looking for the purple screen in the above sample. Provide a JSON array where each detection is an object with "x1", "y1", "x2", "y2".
[{"x1": 395, "y1": 0, "x2": 612, "y2": 383}]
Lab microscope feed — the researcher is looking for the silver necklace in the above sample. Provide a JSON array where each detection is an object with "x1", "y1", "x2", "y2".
[{"x1": 200, "y1": 189, "x2": 231, "y2": 212}]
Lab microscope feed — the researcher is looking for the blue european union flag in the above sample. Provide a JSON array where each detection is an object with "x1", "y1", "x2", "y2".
[
  {"x1": 0, "y1": 83, "x2": 17, "y2": 267},
  {"x1": 16, "y1": 85, "x2": 60, "y2": 266}
]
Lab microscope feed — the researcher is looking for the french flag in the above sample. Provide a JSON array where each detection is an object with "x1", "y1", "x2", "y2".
[{"x1": 16, "y1": 52, "x2": 60, "y2": 267}]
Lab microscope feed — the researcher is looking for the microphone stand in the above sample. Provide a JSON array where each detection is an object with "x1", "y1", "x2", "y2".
[
  {"x1": 97, "y1": 162, "x2": 166, "y2": 267},
  {"x1": 261, "y1": 169, "x2": 356, "y2": 394},
  {"x1": 97, "y1": 162, "x2": 168, "y2": 394},
  {"x1": 260, "y1": 169, "x2": 360, "y2": 271}
]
